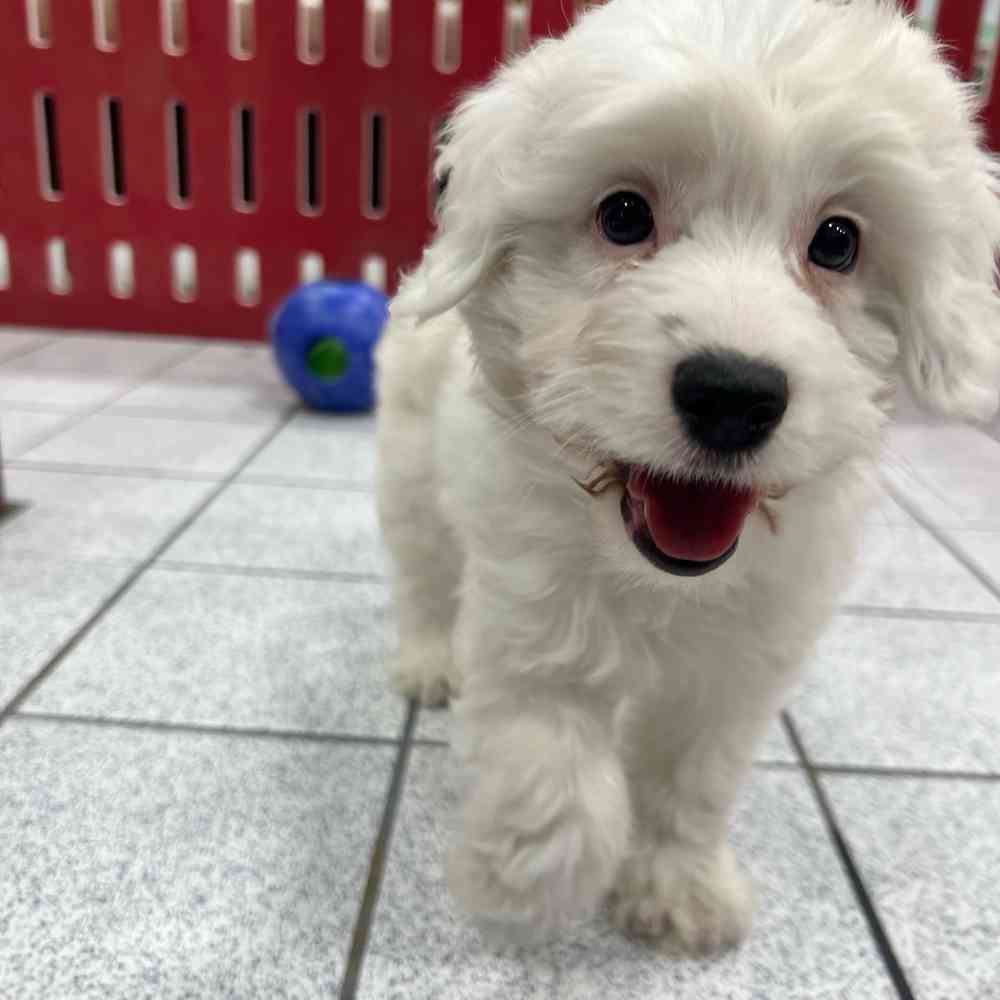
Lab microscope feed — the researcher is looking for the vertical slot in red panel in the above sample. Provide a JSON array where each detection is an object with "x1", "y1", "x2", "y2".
[
  {"x1": 300, "y1": 108, "x2": 322, "y2": 215},
  {"x1": 36, "y1": 93, "x2": 63, "y2": 198},
  {"x1": 935, "y1": 0, "x2": 986, "y2": 80},
  {"x1": 503, "y1": 0, "x2": 531, "y2": 57},
  {"x1": 229, "y1": 0, "x2": 256, "y2": 60},
  {"x1": 168, "y1": 102, "x2": 191, "y2": 206},
  {"x1": 364, "y1": 0, "x2": 392, "y2": 68},
  {"x1": 93, "y1": 0, "x2": 120, "y2": 50},
  {"x1": 26, "y1": 0, "x2": 52, "y2": 47},
  {"x1": 46, "y1": 238, "x2": 72, "y2": 295},
  {"x1": 364, "y1": 110, "x2": 387, "y2": 218},
  {"x1": 102, "y1": 97, "x2": 126, "y2": 203},
  {"x1": 361, "y1": 253, "x2": 387, "y2": 291},
  {"x1": 0, "y1": 237, "x2": 10, "y2": 291},
  {"x1": 108, "y1": 241, "x2": 135, "y2": 298},
  {"x1": 171, "y1": 245, "x2": 197, "y2": 302},
  {"x1": 299, "y1": 251, "x2": 324, "y2": 284},
  {"x1": 161, "y1": 0, "x2": 188, "y2": 54},
  {"x1": 234, "y1": 247, "x2": 261, "y2": 306},
  {"x1": 297, "y1": 0, "x2": 324, "y2": 64},
  {"x1": 434, "y1": 0, "x2": 463, "y2": 75},
  {"x1": 234, "y1": 105, "x2": 258, "y2": 210}
]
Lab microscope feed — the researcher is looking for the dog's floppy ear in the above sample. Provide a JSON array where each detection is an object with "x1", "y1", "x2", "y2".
[
  {"x1": 899, "y1": 151, "x2": 1000, "y2": 422},
  {"x1": 393, "y1": 65, "x2": 532, "y2": 323}
]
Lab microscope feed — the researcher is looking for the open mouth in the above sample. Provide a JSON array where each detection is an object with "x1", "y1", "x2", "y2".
[{"x1": 620, "y1": 467, "x2": 758, "y2": 577}]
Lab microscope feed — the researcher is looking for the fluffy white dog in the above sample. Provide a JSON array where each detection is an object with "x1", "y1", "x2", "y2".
[{"x1": 375, "y1": 0, "x2": 1000, "y2": 954}]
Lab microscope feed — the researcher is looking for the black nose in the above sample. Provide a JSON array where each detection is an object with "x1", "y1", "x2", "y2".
[{"x1": 672, "y1": 350, "x2": 788, "y2": 454}]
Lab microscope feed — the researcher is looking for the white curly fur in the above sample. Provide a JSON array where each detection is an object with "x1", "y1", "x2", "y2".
[{"x1": 375, "y1": 0, "x2": 1000, "y2": 954}]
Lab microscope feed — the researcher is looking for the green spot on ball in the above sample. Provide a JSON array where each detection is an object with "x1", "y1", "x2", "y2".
[{"x1": 306, "y1": 336, "x2": 350, "y2": 380}]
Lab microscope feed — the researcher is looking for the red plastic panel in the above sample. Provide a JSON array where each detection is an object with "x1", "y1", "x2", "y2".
[
  {"x1": 0, "y1": 1, "x2": 573, "y2": 340},
  {"x1": 0, "y1": 0, "x2": 986, "y2": 341}
]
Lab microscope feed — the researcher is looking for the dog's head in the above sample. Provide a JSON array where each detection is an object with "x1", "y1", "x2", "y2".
[{"x1": 396, "y1": 0, "x2": 1000, "y2": 578}]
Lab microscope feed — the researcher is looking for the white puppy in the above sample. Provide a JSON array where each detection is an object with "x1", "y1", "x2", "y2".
[{"x1": 375, "y1": 0, "x2": 1000, "y2": 954}]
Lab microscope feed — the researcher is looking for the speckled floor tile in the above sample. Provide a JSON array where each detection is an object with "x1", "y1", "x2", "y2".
[
  {"x1": 26, "y1": 568, "x2": 403, "y2": 737},
  {"x1": 0, "y1": 469, "x2": 214, "y2": 561},
  {"x1": 823, "y1": 775, "x2": 1000, "y2": 1000},
  {"x1": 882, "y1": 424, "x2": 1000, "y2": 531},
  {"x1": 843, "y1": 517, "x2": 999, "y2": 612},
  {"x1": 358, "y1": 748, "x2": 893, "y2": 1000},
  {"x1": 22, "y1": 413, "x2": 274, "y2": 477},
  {"x1": 0, "y1": 328, "x2": 52, "y2": 362},
  {"x1": 109, "y1": 379, "x2": 295, "y2": 423},
  {"x1": 107, "y1": 342, "x2": 293, "y2": 424},
  {"x1": 164, "y1": 482, "x2": 385, "y2": 576},
  {"x1": 0, "y1": 718, "x2": 394, "y2": 1000},
  {"x1": 1, "y1": 333, "x2": 194, "y2": 377},
  {"x1": 0, "y1": 555, "x2": 133, "y2": 710},
  {"x1": 240, "y1": 413, "x2": 376, "y2": 487},
  {"x1": 792, "y1": 616, "x2": 1000, "y2": 771},
  {"x1": 0, "y1": 372, "x2": 133, "y2": 411},
  {"x1": 157, "y1": 342, "x2": 283, "y2": 384},
  {"x1": 0, "y1": 409, "x2": 75, "y2": 458}
]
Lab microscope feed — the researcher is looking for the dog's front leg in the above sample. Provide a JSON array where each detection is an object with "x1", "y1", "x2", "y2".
[
  {"x1": 446, "y1": 578, "x2": 632, "y2": 935},
  {"x1": 611, "y1": 722, "x2": 761, "y2": 955},
  {"x1": 611, "y1": 642, "x2": 796, "y2": 956},
  {"x1": 448, "y1": 694, "x2": 631, "y2": 934}
]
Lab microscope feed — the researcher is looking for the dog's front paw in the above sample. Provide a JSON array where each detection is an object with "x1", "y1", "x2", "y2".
[
  {"x1": 448, "y1": 808, "x2": 626, "y2": 934},
  {"x1": 390, "y1": 632, "x2": 458, "y2": 707},
  {"x1": 611, "y1": 841, "x2": 753, "y2": 956},
  {"x1": 447, "y1": 750, "x2": 631, "y2": 932}
]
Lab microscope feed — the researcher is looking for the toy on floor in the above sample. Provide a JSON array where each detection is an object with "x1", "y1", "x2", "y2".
[{"x1": 270, "y1": 279, "x2": 389, "y2": 412}]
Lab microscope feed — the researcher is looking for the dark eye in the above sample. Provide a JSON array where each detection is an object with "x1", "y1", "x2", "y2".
[
  {"x1": 808, "y1": 216, "x2": 860, "y2": 273},
  {"x1": 597, "y1": 191, "x2": 655, "y2": 246}
]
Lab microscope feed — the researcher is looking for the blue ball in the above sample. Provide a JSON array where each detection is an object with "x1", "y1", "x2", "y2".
[{"x1": 270, "y1": 280, "x2": 389, "y2": 412}]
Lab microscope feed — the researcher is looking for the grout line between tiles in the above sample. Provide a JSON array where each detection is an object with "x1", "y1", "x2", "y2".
[
  {"x1": 838, "y1": 604, "x2": 1000, "y2": 624},
  {"x1": 0, "y1": 401, "x2": 84, "y2": 414},
  {"x1": 0, "y1": 406, "x2": 301, "y2": 726},
  {"x1": 99, "y1": 404, "x2": 297, "y2": 426},
  {"x1": 12, "y1": 710, "x2": 411, "y2": 747},
  {"x1": 0, "y1": 338, "x2": 58, "y2": 366},
  {"x1": 152, "y1": 559, "x2": 388, "y2": 585},
  {"x1": 87, "y1": 344, "x2": 206, "y2": 410},
  {"x1": 236, "y1": 474, "x2": 375, "y2": 494},
  {"x1": 4, "y1": 459, "x2": 224, "y2": 483},
  {"x1": 4, "y1": 344, "x2": 207, "y2": 457},
  {"x1": 340, "y1": 701, "x2": 418, "y2": 1000},
  {"x1": 5, "y1": 461, "x2": 378, "y2": 494},
  {"x1": 2, "y1": 414, "x2": 84, "y2": 461},
  {"x1": 815, "y1": 762, "x2": 1000, "y2": 782},
  {"x1": 882, "y1": 480, "x2": 1000, "y2": 605},
  {"x1": 782, "y1": 713, "x2": 916, "y2": 1000},
  {"x1": 751, "y1": 759, "x2": 802, "y2": 771}
]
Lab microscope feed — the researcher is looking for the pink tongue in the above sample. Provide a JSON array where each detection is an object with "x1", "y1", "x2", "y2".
[{"x1": 627, "y1": 469, "x2": 757, "y2": 562}]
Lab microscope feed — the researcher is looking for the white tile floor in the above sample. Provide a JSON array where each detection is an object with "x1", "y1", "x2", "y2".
[{"x1": 0, "y1": 326, "x2": 998, "y2": 1000}]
